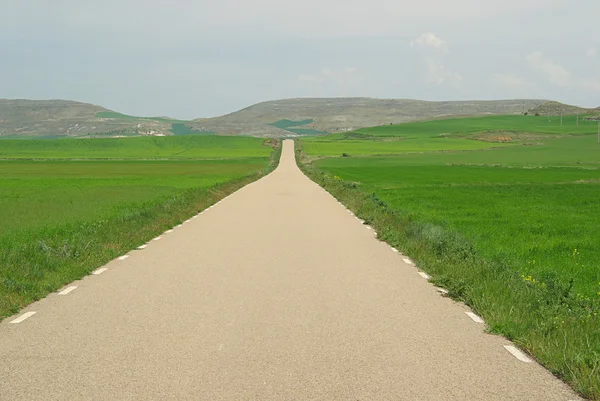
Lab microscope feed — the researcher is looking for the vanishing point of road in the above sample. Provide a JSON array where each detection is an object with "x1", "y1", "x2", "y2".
[{"x1": 0, "y1": 140, "x2": 580, "y2": 400}]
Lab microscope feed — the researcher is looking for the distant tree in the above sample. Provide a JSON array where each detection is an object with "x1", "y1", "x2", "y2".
[
  {"x1": 524, "y1": 112, "x2": 528, "y2": 115},
  {"x1": 535, "y1": 112, "x2": 540, "y2": 116},
  {"x1": 342, "y1": 153, "x2": 350, "y2": 157}
]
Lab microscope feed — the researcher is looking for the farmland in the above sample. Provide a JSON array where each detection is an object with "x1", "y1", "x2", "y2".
[
  {"x1": 0, "y1": 136, "x2": 277, "y2": 318},
  {"x1": 299, "y1": 115, "x2": 600, "y2": 399}
]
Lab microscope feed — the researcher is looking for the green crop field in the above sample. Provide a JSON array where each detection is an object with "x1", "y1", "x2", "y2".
[
  {"x1": 96, "y1": 111, "x2": 186, "y2": 123},
  {"x1": 170, "y1": 123, "x2": 214, "y2": 136},
  {"x1": 0, "y1": 135, "x2": 270, "y2": 159},
  {"x1": 269, "y1": 119, "x2": 329, "y2": 136},
  {"x1": 301, "y1": 114, "x2": 599, "y2": 156},
  {"x1": 299, "y1": 114, "x2": 600, "y2": 399},
  {"x1": 0, "y1": 136, "x2": 279, "y2": 320}
]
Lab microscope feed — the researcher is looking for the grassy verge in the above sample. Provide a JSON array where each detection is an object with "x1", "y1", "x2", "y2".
[
  {"x1": 296, "y1": 140, "x2": 600, "y2": 400},
  {"x1": 0, "y1": 139, "x2": 281, "y2": 319}
]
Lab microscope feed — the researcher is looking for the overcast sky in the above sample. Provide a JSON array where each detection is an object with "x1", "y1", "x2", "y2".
[{"x1": 1, "y1": 0, "x2": 599, "y2": 119}]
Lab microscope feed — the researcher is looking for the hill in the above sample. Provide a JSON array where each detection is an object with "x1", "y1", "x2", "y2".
[
  {"x1": 0, "y1": 99, "x2": 179, "y2": 138},
  {"x1": 4, "y1": 97, "x2": 594, "y2": 138},
  {"x1": 528, "y1": 101, "x2": 600, "y2": 116},
  {"x1": 189, "y1": 98, "x2": 550, "y2": 137}
]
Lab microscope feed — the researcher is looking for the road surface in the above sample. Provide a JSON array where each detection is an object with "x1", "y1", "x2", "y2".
[{"x1": 0, "y1": 140, "x2": 580, "y2": 400}]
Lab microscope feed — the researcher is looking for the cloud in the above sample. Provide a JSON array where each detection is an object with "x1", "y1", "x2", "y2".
[
  {"x1": 410, "y1": 32, "x2": 448, "y2": 51},
  {"x1": 425, "y1": 58, "x2": 462, "y2": 86},
  {"x1": 586, "y1": 47, "x2": 597, "y2": 57},
  {"x1": 410, "y1": 33, "x2": 460, "y2": 87},
  {"x1": 525, "y1": 51, "x2": 600, "y2": 94},
  {"x1": 491, "y1": 73, "x2": 537, "y2": 95},
  {"x1": 526, "y1": 51, "x2": 572, "y2": 87},
  {"x1": 297, "y1": 67, "x2": 359, "y2": 96}
]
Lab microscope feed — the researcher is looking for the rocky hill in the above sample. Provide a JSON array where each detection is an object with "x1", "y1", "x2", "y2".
[
  {"x1": 528, "y1": 101, "x2": 600, "y2": 116},
  {"x1": 0, "y1": 99, "x2": 175, "y2": 138},
  {"x1": 189, "y1": 98, "x2": 549, "y2": 137},
  {"x1": 3, "y1": 97, "x2": 589, "y2": 138}
]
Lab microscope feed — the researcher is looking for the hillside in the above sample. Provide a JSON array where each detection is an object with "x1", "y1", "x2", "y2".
[
  {"x1": 0, "y1": 99, "x2": 177, "y2": 138},
  {"x1": 189, "y1": 98, "x2": 550, "y2": 137},
  {"x1": 529, "y1": 101, "x2": 600, "y2": 116},
  {"x1": 3, "y1": 97, "x2": 589, "y2": 138}
]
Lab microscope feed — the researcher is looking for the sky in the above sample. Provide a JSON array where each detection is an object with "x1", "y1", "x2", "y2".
[{"x1": 1, "y1": 0, "x2": 599, "y2": 119}]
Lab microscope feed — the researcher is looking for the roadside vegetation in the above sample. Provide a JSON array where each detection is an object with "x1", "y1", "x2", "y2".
[
  {"x1": 298, "y1": 114, "x2": 600, "y2": 399},
  {"x1": 0, "y1": 136, "x2": 280, "y2": 319}
]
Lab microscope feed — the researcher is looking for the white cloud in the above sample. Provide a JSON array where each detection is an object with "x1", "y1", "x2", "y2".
[
  {"x1": 586, "y1": 47, "x2": 597, "y2": 57},
  {"x1": 297, "y1": 67, "x2": 359, "y2": 96},
  {"x1": 491, "y1": 73, "x2": 537, "y2": 95},
  {"x1": 425, "y1": 58, "x2": 463, "y2": 86},
  {"x1": 525, "y1": 51, "x2": 600, "y2": 94},
  {"x1": 410, "y1": 32, "x2": 448, "y2": 51},
  {"x1": 526, "y1": 51, "x2": 572, "y2": 87}
]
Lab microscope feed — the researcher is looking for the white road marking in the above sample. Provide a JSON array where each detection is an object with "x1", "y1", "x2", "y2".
[
  {"x1": 504, "y1": 345, "x2": 532, "y2": 363},
  {"x1": 465, "y1": 312, "x2": 485, "y2": 324},
  {"x1": 403, "y1": 258, "x2": 414, "y2": 265},
  {"x1": 418, "y1": 272, "x2": 431, "y2": 280},
  {"x1": 10, "y1": 312, "x2": 36, "y2": 324},
  {"x1": 166, "y1": 229, "x2": 174, "y2": 233},
  {"x1": 92, "y1": 268, "x2": 108, "y2": 275},
  {"x1": 118, "y1": 255, "x2": 129, "y2": 261},
  {"x1": 59, "y1": 286, "x2": 78, "y2": 295},
  {"x1": 391, "y1": 248, "x2": 399, "y2": 253},
  {"x1": 436, "y1": 287, "x2": 449, "y2": 295},
  {"x1": 176, "y1": 224, "x2": 183, "y2": 228},
  {"x1": 137, "y1": 244, "x2": 148, "y2": 250},
  {"x1": 154, "y1": 236, "x2": 162, "y2": 241}
]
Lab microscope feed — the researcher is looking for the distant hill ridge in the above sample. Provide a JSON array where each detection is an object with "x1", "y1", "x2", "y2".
[
  {"x1": 0, "y1": 99, "x2": 178, "y2": 138},
  {"x1": 528, "y1": 101, "x2": 600, "y2": 116},
  {"x1": 3, "y1": 97, "x2": 596, "y2": 138},
  {"x1": 189, "y1": 98, "x2": 550, "y2": 137}
]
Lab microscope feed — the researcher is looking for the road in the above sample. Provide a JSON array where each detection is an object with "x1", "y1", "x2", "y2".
[{"x1": 0, "y1": 140, "x2": 580, "y2": 400}]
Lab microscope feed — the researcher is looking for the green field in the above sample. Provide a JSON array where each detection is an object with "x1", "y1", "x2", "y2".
[
  {"x1": 96, "y1": 111, "x2": 186, "y2": 123},
  {"x1": 170, "y1": 123, "x2": 214, "y2": 136},
  {"x1": 0, "y1": 135, "x2": 269, "y2": 159},
  {"x1": 301, "y1": 114, "x2": 599, "y2": 156},
  {"x1": 269, "y1": 119, "x2": 329, "y2": 136},
  {"x1": 299, "y1": 114, "x2": 600, "y2": 399},
  {"x1": 0, "y1": 136, "x2": 278, "y2": 319}
]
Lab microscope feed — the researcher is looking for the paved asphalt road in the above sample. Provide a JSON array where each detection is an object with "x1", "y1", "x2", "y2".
[{"x1": 0, "y1": 140, "x2": 580, "y2": 400}]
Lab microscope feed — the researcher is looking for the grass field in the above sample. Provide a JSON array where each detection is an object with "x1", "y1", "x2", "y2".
[
  {"x1": 299, "y1": 114, "x2": 600, "y2": 399},
  {"x1": 96, "y1": 111, "x2": 186, "y2": 123},
  {"x1": 301, "y1": 114, "x2": 599, "y2": 156},
  {"x1": 0, "y1": 135, "x2": 270, "y2": 159},
  {"x1": 0, "y1": 136, "x2": 278, "y2": 319},
  {"x1": 269, "y1": 119, "x2": 329, "y2": 136}
]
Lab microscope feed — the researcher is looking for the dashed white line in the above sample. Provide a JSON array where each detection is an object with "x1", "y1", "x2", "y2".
[
  {"x1": 92, "y1": 268, "x2": 108, "y2": 275},
  {"x1": 418, "y1": 272, "x2": 431, "y2": 280},
  {"x1": 10, "y1": 312, "x2": 36, "y2": 324},
  {"x1": 465, "y1": 312, "x2": 485, "y2": 324},
  {"x1": 403, "y1": 258, "x2": 413, "y2": 265},
  {"x1": 436, "y1": 287, "x2": 449, "y2": 295},
  {"x1": 58, "y1": 286, "x2": 78, "y2": 295},
  {"x1": 391, "y1": 248, "x2": 399, "y2": 253},
  {"x1": 165, "y1": 229, "x2": 174, "y2": 233},
  {"x1": 137, "y1": 244, "x2": 148, "y2": 250},
  {"x1": 504, "y1": 345, "x2": 532, "y2": 363},
  {"x1": 176, "y1": 224, "x2": 183, "y2": 228},
  {"x1": 118, "y1": 255, "x2": 130, "y2": 261},
  {"x1": 153, "y1": 236, "x2": 162, "y2": 241}
]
